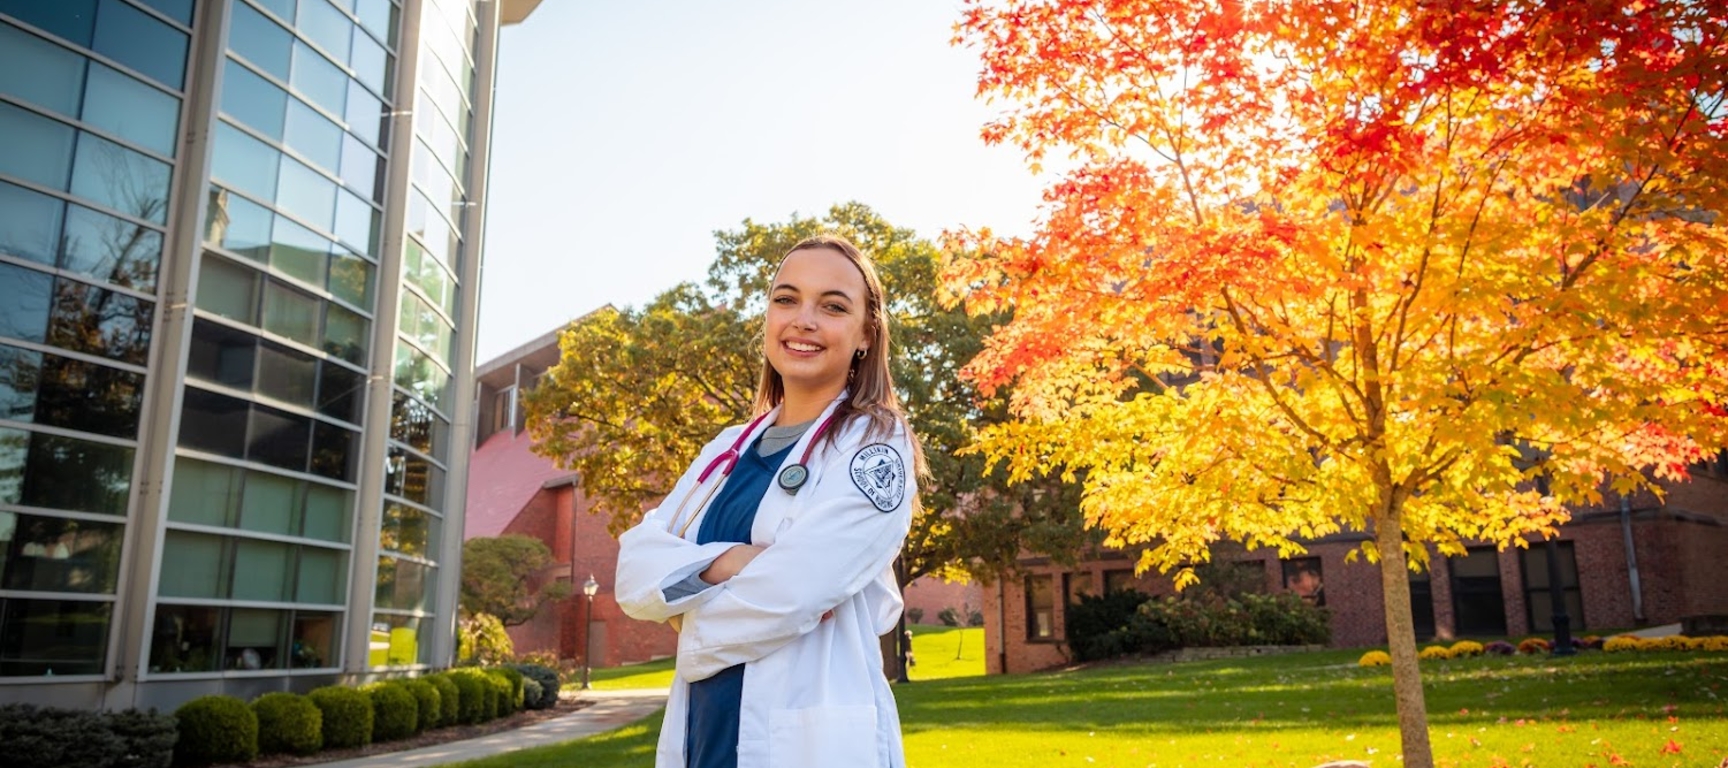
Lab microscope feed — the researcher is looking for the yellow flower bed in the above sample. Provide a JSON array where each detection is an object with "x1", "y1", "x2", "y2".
[
  {"x1": 1418, "y1": 645, "x2": 1453, "y2": 661},
  {"x1": 1358, "y1": 650, "x2": 1391, "y2": 667},
  {"x1": 1603, "y1": 635, "x2": 1644, "y2": 653},
  {"x1": 1702, "y1": 636, "x2": 1728, "y2": 652},
  {"x1": 1449, "y1": 640, "x2": 1484, "y2": 657}
]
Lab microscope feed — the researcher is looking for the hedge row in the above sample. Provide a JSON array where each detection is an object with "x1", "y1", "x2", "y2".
[
  {"x1": 1067, "y1": 589, "x2": 1332, "y2": 662},
  {"x1": 4, "y1": 666, "x2": 539, "y2": 768}
]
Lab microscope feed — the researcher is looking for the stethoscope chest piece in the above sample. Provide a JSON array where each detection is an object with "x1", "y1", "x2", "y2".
[{"x1": 777, "y1": 464, "x2": 809, "y2": 494}]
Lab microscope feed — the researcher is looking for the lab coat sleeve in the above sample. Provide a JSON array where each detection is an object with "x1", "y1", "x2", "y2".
[
  {"x1": 614, "y1": 429, "x2": 749, "y2": 624},
  {"x1": 676, "y1": 422, "x2": 916, "y2": 681}
]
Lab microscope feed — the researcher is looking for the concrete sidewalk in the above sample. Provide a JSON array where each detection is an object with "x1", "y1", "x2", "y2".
[{"x1": 311, "y1": 689, "x2": 667, "y2": 768}]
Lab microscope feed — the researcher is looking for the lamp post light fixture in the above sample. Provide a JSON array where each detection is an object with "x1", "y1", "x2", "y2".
[{"x1": 581, "y1": 574, "x2": 599, "y2": 689}]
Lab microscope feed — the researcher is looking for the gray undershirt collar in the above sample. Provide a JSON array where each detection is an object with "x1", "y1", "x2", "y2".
[{"x1": 757, "y1": 417, "x2": 815, "y2": 456}]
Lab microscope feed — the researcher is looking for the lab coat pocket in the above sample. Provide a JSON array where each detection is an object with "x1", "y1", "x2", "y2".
[{"x1": 768, "y1": 704, "x2": 881, "y2": 768}]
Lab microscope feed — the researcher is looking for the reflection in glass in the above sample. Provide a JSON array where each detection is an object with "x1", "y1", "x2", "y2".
[
  {"x1": 384, "y1": 445, "x2": 443, "y2": 509},
  {"x1": 0, "y1": 597, "x2": 111, "y2": 676},
  {"x1": 229, "y1": 1, "x2": 292, "y2": 81},
  {"x1": 349, "y1": 29, "x2": 387, "y2": 95},
  {"x1": 205, "y1": 188, "x2": 274, "y2": 262},
  {"x1": 374, "y1": 555, "x2": 431, "y2": 612},
  {"x1": 60, "y1": 203, "x2": 163, "y2": 291},
  {"x1": 0, "y1": 101, "x2": 76, "y2": 190},
  {"x1": 168, "y1": 457, "x2": 242, "y2": 527},
  {"x1": 291, "y1": 611, "x2": 338, "y2": 668},
  {"x1": 333, "y1": 188, "x2": 378, "y2": 256},
  {"x1": 33, "y1": 353, "x2": 144, "y2": 438},
  {"x1": 310, "y1": 421, "x2": 357, "y2": 482},
  {"x1": 220, "y1": 58, "x2": 288, "y2": 139},
  {"x1": 179, "y1": 387, "x2": 250, "y2": 458},
  {"x1": 0, "y1": 511, "x2": 123, "y2": 593},
  {"x1": 91, "y1": 0, "x2": 188, "y2": 90},
  {"x1": 269, "y1": 215, "x2": 329, "y2": 288},
  {"x1": 296, "y1": 0, "x2": 351, "y2": 62},
  {"x1": 327, "y1": 248, "x2": 375, "y2": 307},
  {"x1": 149, "y1": 603, "x2": 218, "y2": 673},
  {"x1": 263, "y1": 281, "x2": 319, "y2": 346},
  {"x1": 338, "y1": 133, "x2": 381, "y2": 204},
  {"x1": 275, "y1": 157, "x2": 336, "y2": 233},
  {"x1": 47, "y1": 277, "x2": 155, "y2": 365},
  {"x1": 187, "y1": 318, "x2": 257, "y2": 389},
  {"x1": 380, "y1": 502, "x2": 437, "y2": 558},
  {"x1": 19, "y1": 430, "x2": 134, "y2": 515},
  {"x1": 81, "y1": 63, "x2": 180, "y2": 158},
  {"x1": 211, "y1": 122, "x2": 280, "y2": 204},
  {"x1": 323, "y1": 301, "x2": 368, "y2": 366},
  {"x1": 345, "y1": 79, "x2": 385, "y2": 149},
  {"x1": 393, "y1": 345, "x2": 450, "y2": 413},
  {"x1": 0, "y1": 344, "x2": 42, "y2": 422},
  {"x1": 0, "y1": 427, "x2": 25, "y2": 504},
  {"x1": 0, "y1": 19, "x2": 88, "y2": 117},
  {"x1": 257, "y1": 341, "x2": 317, "y2": 408},
  {"x1": 70, "y1": 131, "x2": 172, "y2": 225},
  {"x1": 315, "y1": 361, "x2": 363, "y2": 423},
  {"x1": 248, "y1": 404, "x2": 310, "y2": 471},
  {"x1": 368, "y1": 613, "x2": 423, "y2": 667},
  {"x1": 390, "y1": 391, "x2": 447, "y2": 459},
  {"x1": 285, "y1": 97, "x2": 342, "y2": 173},
  {"x1": 0, "y1": 180, "x2": 64, "y2": 267},
  {"x1": 159, "y1": 530, "x2": 229, "y2": 598},
  {"x1": 289, "y1": 41, "x2": 346, "y2": 117},
  {"x1": 355, "y1": 0, "x2": 396, "y2": 48},
  {"x1": 196, "y1": 254, "x2": 261, "y2": 325},
  {"x1": 0, "y1": 263, "x2": 53, "y2": 342}
]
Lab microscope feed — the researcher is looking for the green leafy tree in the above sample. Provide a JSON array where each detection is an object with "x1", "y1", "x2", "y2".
[{"x1": 459, "y1": 535, "x2": 572, "y2": 627}]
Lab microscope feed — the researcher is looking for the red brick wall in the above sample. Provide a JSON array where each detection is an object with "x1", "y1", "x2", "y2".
[{"x1": 902, "y1": 577, "x2": 983, "y2": 626}]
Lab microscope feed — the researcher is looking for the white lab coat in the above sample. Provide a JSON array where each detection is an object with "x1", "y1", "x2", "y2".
[{"x1": 616, "y1": 396, "x2": 914, "y2": 768}]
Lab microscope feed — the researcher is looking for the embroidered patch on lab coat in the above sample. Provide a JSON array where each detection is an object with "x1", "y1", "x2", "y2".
[{"x1": 849, "y1": 443, "x2": 905, "y2": 512}]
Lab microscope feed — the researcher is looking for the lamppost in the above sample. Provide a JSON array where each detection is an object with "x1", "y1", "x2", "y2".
[
  {"x1": 1534, "y1": 475, "x2": 1576, "y2": 657},
  {"x1": 581, "y1": 574, "x2": 598, "y2": 689}
]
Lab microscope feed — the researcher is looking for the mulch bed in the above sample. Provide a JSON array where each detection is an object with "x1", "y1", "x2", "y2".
[{"x1": 224, "y1": 696, "x2": 594, "y2": 768}]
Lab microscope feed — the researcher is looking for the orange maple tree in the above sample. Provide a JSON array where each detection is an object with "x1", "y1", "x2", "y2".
[{"x1": 946, "y1": 1, "x2": 1727, "y2": 765}]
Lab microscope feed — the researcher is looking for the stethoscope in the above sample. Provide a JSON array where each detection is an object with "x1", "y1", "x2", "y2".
[{"x1": 666, "y1": 408, "x2": 844, "y2": 538}]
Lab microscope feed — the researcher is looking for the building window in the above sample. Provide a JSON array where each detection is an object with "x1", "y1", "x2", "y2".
[
  {"x1": 1102, "y1": 568, "x2": 1135, "y2": 594},
  {"x1": 1449, "y1": 547, "x2": 1508, "y2": 637},
  {"x1": 1064, "y1": 571, "x2": 1093, "y2": 605},
  {"x1": 1281, "y1": 557, "x2": 1325, "y2": 606},
  {"x1": 1024, "y1": 574, "x2": 1054, "y2": 641},
  {"x1": 1520, "y1": 541, "x2": 1585, "y2": 633}
]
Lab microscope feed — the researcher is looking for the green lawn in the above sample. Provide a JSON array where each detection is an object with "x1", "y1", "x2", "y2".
[
  {"x1": 505, "y1": 647, "x2": 1728, "y2": 768},
  {"x1": 577, "y1": 624, "x2": 983, "y2": 691}
]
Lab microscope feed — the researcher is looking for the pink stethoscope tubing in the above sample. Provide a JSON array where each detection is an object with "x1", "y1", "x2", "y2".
[{"x1": 666, "y1": 408, "x2": 843, "y2": 538}]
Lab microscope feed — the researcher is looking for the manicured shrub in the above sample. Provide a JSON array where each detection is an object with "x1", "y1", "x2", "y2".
[
  {"x1": 308, "y1": 685, "x2": 373, "y2": 749},
  {"x1": 1483, "y1": 641, "x2": 1516, "y2": 656},
  {"x1": 173, "y1": 695, "x2": 258, "y2": 767},
  {"x1": 482, "y1": 669, "x2": 515, "y2": 718},
  {"x1": 425, "y1": 673, "x2": 461, "y2": 725},
  {"x1": 1, "y1": 703, "x2": 127, "y2": 768},
  {"x1": 1418, "y1": 645, "x2": 1452, "y2": 661},
  {"x1": 1517, "y1": 637, "x2": 1552, "y2": 654},
  {"x1": 510, "y1": 663, "x2": 562, "y2": 710},
  {"x1": 491, "y1": 666, "x2": 526, "y2": 711},
  {"x1": 364, "y1": 681, "x2": 419, "y2": 742},
  {"x1": 1448, "y1": 640, "x2": 1484, "y2": 657},
  {"x1": 1358, "y1": 650, "x2": 1391, "y2": 667},
  {"x1": 1066, "y1": 590, "x2": 1153, "y2": 662},
  {"x1": 446, "y1": 668, "x2": 490, "y2": 723},
  {"x1": 251, "y1": 692, "x2": 322, "y2": 756},
  {"x1": 1603, "y1": 635, "x2": 1644, "y2": 653},
  {"x1": 523, "y1": 678, "x2": 544, "y2": 710},
  {"x1": 400, "y1": 678, "x2": 440, "y2": 733},
  {"x1": 107, "y1": 708, "x2": 179, "y2": 768}
]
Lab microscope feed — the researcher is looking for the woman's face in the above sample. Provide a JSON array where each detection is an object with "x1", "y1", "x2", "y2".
[{"x1": 764, "y1": 247, "x2": 871, "y2": 400}]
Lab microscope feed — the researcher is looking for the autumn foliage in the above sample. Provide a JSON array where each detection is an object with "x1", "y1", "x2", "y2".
[{"x1": 948, "y1": 1, "x2": 1726, "y2": 765}]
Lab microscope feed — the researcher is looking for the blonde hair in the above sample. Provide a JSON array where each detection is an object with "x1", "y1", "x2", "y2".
[{"x1": 753, "y1": 235, "x2": 926, "y2": 476}]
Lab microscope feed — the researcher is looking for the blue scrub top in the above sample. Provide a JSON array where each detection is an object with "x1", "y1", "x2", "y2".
[{"x1": 686, "y1": 438, "x2": 794, "y2": 768}]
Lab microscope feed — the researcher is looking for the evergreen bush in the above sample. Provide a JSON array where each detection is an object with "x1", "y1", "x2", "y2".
[
  {"x1": 308, "y1": 685, "x2": 373, "y2": 749},
  {"x1": 509, "y1": 663, "x2": 561, "y2": 709},
  {"x1": 400, "y1": 678, "x2": 440, "y2": 733},
  {"x1": 523, "y1": 678, "x2": 544, "y2": 710},
  {"x1": 482, "y1": 668, "x2": 515, "y2": 718},
  {"x1": 172, "y1": 695, "x2": 258, "y2": 767},
  {"x1": 491, "y1": 666, "x2": 525, "y2": 711},
  {"x1": 425, "y1": 673, "x2": 461, "y2": 725},
  {"x1": 251, "y1": 692, "x2": 322, "y2": 756},
  {"x1": 446, "y1": 668, "x2": 490, "y2": 723},
  {"x1": 1066, "y1": 589, "x2": 1154, "y2": 662},
  {"x1": 107, "y1": 708, "x2": 179, "y2": 768},
  {"x1": 364, "y1": 682, "x2": 419, "y2": 742},
  {"x1": 1, "y1": 703, "x2": 127, "y2": 768}
]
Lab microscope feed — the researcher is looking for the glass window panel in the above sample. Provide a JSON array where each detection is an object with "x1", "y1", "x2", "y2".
[
  {"x1": 33, "y1": 353, "x2": 143, "y2": 438},
  {"x1": 0, "y1": 345, "x2": 41, "y2": 422},
  {"x1": 308, "y1": 420, "x2": 356, "y2": 481},
  {"x1": 322, "y1": 302, "x2": 367, "y2": 365},
  {"x1": 373, "y1": 556, "x2": 430, "y2": 612},
  {"x1": 0, "y1": 511, "x2": 123, "y2": 593},
  {"x1": 220, "y1": 58, "x2": 287, "y2": 139},
  {"x1": 337, "y1": 133, "x2": 380, "y2": 204},
  {"x1": 354, "y1": 0, "x2": 393, "y2": 48},
  {"x1": 332, "y1": 189, "x2": 375, "y2": 256},
  {"x1": 0, "y1": 0, "x2": 98, "y2": 46},
  {"x1": 275, "y1": 157, "x2": 335, "y2": 232},
  {"x1": 327, "y1": 247, "x2": 373, "y2": 307},
  {"x1": 256, "y1": 341, "x2": 316, "y2": 407},
  {"x1": 210, "y1": 121, "x2": 280, "y2": 203},
  {"x1": 247, "y1": 404, "x2": 309, "y2": 471},
  {"x1": 0, "y1": 263, "x2": 54, "y2": 343},
  {"x1": 284, "y1": 96, "x2": 341, "y2": 173},
  {"x1": 343, "y1": 79, "x2": 384, "y2": 149},
  {"x1": 349, "y1": 25, "x2": 386, "y2": 94},
  {"x1": 262, "y1": 281, "x2": 319, "y2": 345},
  {"x1": 70, "y1": 132, "x2": 172, "y2": 224},
  {"x1": 0, "y1": 21, "x2": 87, "y2": 118},
  {"x1": 231, "y1": 538, "x2": 291, "y2": 601},
  {"x1": 0, "y1": 426, "x2": 25, "y2": 506},
  {"x1": 253, "y1": 0, "x2": 296, "y2": 23},
  {"x1": 295, "y1": 546, "x2": 342, "y2": 604},
  {"x1": 290, "y1": 610, "x2": 337, "y2": 668},
  {"x1": 239, "y1": 470, "x2": 299, "y2": 535},
  {"x1": 228, "y1": 0, "x2": 292, "y2": 81},
  {"x1": 379, "y1": 502, "x2": 435, "y2": 558},
  {"x1": 47, "y1": 278, "x2": 155, "y2": 365},
  {"x1": 60, "y1": 203, "x2": 163, "y2": 291},
  {"x1": 92, "y1": 0, "x2": 187, "y2": 90},
  {"x1": 392, "y1": 345, "x2": 449, "y2": 413},
  {"x1": 81, "y1": 63, "x2": 180, "y2": 158},
  {"x1": 268, "y1": 215, "x2": 329, "y2": 287},
  {"x1": 137, "y1": 0, "x2": 193, "y2": 26},
  {"x1": 0, "y1": 101, "x2": 76, "y2": 190},
  {"x1": 168, "y1": 456, "x2": 241, "y2": 527},
  {"x1": 225, "y1": 607, "x2": 282, "y2": 669},
  {"x1": 0, "y1": 180, "x2": 65, "y2": 267},
  {"x1": 205, "y1": 187, "x2": 273, "y2": 262},
  {"x1": 301, "y1": 482, "x2": 349, "y2": 542},
  {"x1": 18, "y1": 431, "x2": 133, "y2": 515},
  {"x1": 297, "y1": 0, "x2": 350, "y2": 62},
  {"x1": 0, "y1": 597, "x2": 110, "y2": 676},
  {"x1": 148, "y1": 603, "x2": 219, "y2": 673},
  {"x1": 179, "y1": 387, "x2": 249, "y2": 458},
  {"x1": 389, "y1": 391, "x2": 446, "y2": 458},
  {"x1": 159, "y1": 530, "x2": 228, "y2": 598},
  {"x1": 289, "y1": 41, "x2": 345, "y2": 117},
  {"x1": 315, "y1": 361, "x2": 362, "y2": 423},
  {"x1": 186, "y1": 318, "x2": 257, "y2": 389},
  {"x1": 383, "y1": 445, "x2": 442, "y2": 509},
  {"x1": 195, "y1": 254, "x2": 260, "y2": 325}
]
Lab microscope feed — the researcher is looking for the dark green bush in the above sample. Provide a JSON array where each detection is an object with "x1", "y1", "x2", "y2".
[
  {"x1": 399, "y1": 679, "x2": 440, "y2": 733},
  {"x1": 445, "y1": 668, "x2": 489, "y2": 723},
  {"x1": 173, "y1": 695, "x2": 258, "y2": 767},
  {"x1": 251, "y1": 692, "x2": 322, "y2": 756},
  {"x1": 508, "y1": 663, "x2": 561, "y2": 709},
  {"x1": 491, "y1": 666, "x2": 525, "y2": 711},
  {"x1": 1, "y1": 703, "x2": 127, "y2": 768},
  {"x1": 307, "y1": 685, "x2": 372, "y2": 749},
  {"x1": 1239, "y1": 592, "x2": 1331, "y2": 645},
  {"x1": 1066, "y1": 589, "x2": 1153, "y2": 662},
  {"x1": 481, "y1": 669, "x2": 514, "y2": 719},
  {"x1": 522, "y1": 678, "x2": 544, "y2": 710},
  {"x1": 107, "y1": 708, "x2": 178, "y2": 768},
  {"x1": 364, "y1": 682, "x2": 419, "y2": 742},
  {"x1": 424, "y1": 673, "x2": 461, "y2": 725}
]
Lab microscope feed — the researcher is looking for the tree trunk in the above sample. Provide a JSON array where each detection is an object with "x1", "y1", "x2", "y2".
[{"x1": 1374, "y1": 506, "x2": 1435, "y2": 768}]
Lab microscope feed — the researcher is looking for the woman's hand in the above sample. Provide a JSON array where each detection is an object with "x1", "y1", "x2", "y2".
[{"x1": 700, "y1": 544, "x2": 765, "y2": 584}]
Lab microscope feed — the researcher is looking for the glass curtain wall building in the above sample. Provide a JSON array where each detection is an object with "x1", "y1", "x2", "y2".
[{"x1": 0, "y1": 0, "x2": 538, "y2": 710}]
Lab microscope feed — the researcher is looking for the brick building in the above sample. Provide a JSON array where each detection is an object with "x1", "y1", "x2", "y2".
[{"x1": 982, "y1": 465, "x2": 1728, "y2": 674}]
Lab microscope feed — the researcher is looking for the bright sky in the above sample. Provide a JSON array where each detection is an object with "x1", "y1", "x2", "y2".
[{"x1": 474, "y1": 0, "x2": 1049, "y2": 362}]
